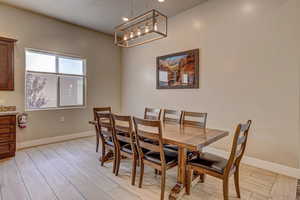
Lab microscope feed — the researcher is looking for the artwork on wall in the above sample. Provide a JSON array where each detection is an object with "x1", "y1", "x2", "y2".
[{"x1": 156, "y1": 49, "x2": 199, "y2": 89}]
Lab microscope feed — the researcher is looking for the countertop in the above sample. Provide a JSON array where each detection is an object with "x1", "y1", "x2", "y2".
[{"x1": 0, "y1": 111, "x2": 18, "y2": 116}]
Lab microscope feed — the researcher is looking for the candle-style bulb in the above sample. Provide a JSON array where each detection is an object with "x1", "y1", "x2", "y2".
[
  {"x1": 137, "y1": 28, "x2": 141, "y2": 36},
  {"x1": 154, "y1": 22, "x2": 158, "y2": 31},
  {"x1": 130, "y1": 31, "x2": 134, "y2": 38}
]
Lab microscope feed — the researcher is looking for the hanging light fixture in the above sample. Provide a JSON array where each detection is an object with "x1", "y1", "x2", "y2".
[{"x1": 114, "y1": 1, "x2": 168, "y2": 48}]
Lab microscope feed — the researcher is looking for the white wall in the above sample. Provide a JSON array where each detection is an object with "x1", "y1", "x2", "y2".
[
  {"x1": 121, "y1": 0, "x2": 300, "y2": 168},
  {"x1": 0, "y1": 4, "x2": 121, "y2": 142}
]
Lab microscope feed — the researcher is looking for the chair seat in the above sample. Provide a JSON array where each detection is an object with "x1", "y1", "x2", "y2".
[
  {"x1": 121, "y1": 144, "x2": 149, "y2": 154},
  {"x1": 164, "y1": 144, "x2": 178, "y2": 151},
  {"x1": 144, "y1": 150, "x2": 178, "y2": 165},
  {"x1": 188, "y1": 152, "x2": 228, "y2": 174},
  {"x1": 106, "y1": 140, "x2": 127, "y2": 147}
]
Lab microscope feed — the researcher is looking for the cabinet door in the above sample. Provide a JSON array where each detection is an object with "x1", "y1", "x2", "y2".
[
  {"x1": 0, "y1": 125, "x2": 16, "y2": 143},
  {"x1": 0, "y1": 142, "x2": 15, "y2": 158},
  {"x1": 0, "y1": 40, "x2": 14, "y2": 90}
]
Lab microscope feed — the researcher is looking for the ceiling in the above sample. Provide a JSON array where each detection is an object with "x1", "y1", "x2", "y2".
[{"x1": 0, "y1": 0, "x2": 206, "y2": 34}]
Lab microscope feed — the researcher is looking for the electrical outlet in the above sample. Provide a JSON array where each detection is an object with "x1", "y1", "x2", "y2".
[{"x1": 60, "y1": 116, "x2": 65, "y2": 122}]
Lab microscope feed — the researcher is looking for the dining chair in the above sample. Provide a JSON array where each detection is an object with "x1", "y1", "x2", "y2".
[
  {"x1": 162, "y1": 109, "x2": 181, "y2": 124},
  {"x1": 133, "y1": 117, "x2": 178, "y2": 200},
  {"x1": 112, "y1": 114, "x2": 138, "y2": 185},
  {"x1": 163, "y1": 109, "x2": 181, "y2": 152},
  {"x1": 144, "y1": 107, "x2": 162, "y2": 120},
  {"x1": 93, "y1": 107, "x2": 112, "y2": 152},
  {"x1": 181, "y1": 111, "x2": 208, "y2": 128},
  {"x1": 95, "y1": 112, "x2": 119, "y2": 173},
  {"x1": 186, "y1": 120, "x2": 252, "y2": 200}
]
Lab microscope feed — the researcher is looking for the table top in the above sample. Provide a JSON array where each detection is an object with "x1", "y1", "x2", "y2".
[
  {"x1": 90, "y1": 119, "x2": 229, "y2": 151},
  {"x1": 161, "y1": 123, "x2": 228, "y2": 151}
]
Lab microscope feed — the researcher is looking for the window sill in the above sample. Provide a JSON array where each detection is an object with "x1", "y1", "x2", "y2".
[{"x1": 26, "y1": 106, "x2": 86, "y2": 112}]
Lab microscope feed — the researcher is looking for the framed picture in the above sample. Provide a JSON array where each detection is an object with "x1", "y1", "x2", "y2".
[{"x1": 156, "y1": 49, "x2": 199, "y2": 89}]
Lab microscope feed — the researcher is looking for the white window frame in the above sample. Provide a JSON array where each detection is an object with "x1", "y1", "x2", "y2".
[{"x1": 25, "y1": 48, "x2": 87, "y2": 111}]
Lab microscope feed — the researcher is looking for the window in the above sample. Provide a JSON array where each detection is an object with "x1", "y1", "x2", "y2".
[{"x1": 25, "y1": 49, "x2": 86, "y2": 111}]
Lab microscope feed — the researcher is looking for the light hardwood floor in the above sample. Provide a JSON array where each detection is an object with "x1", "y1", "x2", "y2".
[{"x1": 0, "y1": 137, "x2": 296, "y2": 200}]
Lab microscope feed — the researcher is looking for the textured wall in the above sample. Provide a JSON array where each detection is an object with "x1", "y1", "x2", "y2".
[
  {"x1": 0, "y1": 4, "x2": 121, "y2": 142},
  {"x1": 121, "y1": 0, "x2": 300, "y2": 168}
]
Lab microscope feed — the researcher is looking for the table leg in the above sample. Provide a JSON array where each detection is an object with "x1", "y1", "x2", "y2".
[
  {"x1": 169, "y1": 147, "x2": 187, "y2": 200},
  {"x1": 169, "y1": 147, "x2": 202, "y2": 200}
]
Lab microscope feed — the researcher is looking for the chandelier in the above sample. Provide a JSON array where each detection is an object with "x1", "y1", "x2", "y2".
[{"x1": 114, "y1": 9, "x2": 168, "y2": 48}]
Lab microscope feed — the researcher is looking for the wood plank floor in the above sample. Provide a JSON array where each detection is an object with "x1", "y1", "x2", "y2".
[{"x1": 0, "y1": 137, "x2": 297, "y2": 200}]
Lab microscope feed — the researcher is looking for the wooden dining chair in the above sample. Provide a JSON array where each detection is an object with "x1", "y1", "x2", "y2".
[
  {"x1": 181, "y1": 111, "x2": 208, "y2": 128},
  {"x1": 163, "y1": 109, "x2": 181, "y2": 152},
  {"x1": 162, "y1": 109, "x2": 181, "y2": 124},
  {"x1": 133, "y1": 117, "x2": 178, "y2": 200},
  {"x1": 144, "y1": 107, "x2": 162, "y2": 120},
  {"x1": 94, "y1": 112, "x2": 119, "y2": 173},
  {"x1": 112, "y1": 114, "x2": 138, "y2": 185},
  {"x1": 93, "y1": 107, "x2": 112, "y2": 152},
  {"x1": 186, "y1": 120, "x2": 252, "y2": 200}
]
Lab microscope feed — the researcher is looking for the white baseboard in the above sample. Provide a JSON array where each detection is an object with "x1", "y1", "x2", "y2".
[
  {"x1": 205, "y1": 147, "x2": 300, "y2": 179},
  {"x1": 16, "y1": 132, "x2": 300, "y2": 179},
  {"x1": 17, "y1": 131, "x2": 95, "y2": 149}
]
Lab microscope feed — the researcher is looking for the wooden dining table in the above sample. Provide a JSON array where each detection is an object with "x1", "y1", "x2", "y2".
[{"x1": 90, "y1": 119, "x2": 229, "y2": 200}]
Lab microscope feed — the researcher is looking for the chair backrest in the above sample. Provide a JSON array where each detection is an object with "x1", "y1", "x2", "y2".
[
  {"x1": 95, "y1": 112, "x2": 116, "y2": 144},
  {"x1": 163, "y1": 109, "x2": 181, "y2": 124},
  {"x1": 93, "y1": 107, "x2": 112, "y2": 120},
  {"x1": 181, "y1": 111, "x2": 207, "y2": 128},
  {"x1": 225, "y1": 120, "x2": 252, "y2": 174},
  {"x1": 144, "y1": 108, "x2": 162, "y2": 120},
  {"x1": 112, "y1": 114, "x2": 135, "y2": 152},
  {"x1": 133, "y1": 117, "x2": 166, "y2": 166}
]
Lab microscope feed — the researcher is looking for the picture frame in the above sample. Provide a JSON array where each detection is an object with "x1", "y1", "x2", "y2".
[{"x1": 156, "y1": 49, "x2": 199, "y2": 89}]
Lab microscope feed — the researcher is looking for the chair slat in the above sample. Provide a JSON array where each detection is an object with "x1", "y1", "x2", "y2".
[
  {"x1": 114, "y1": 125, "x2": 130, "y2": 133},
  {"x1": 240, "y1": 123, "x2": 250, "y2": 132},
  {"x1": 144, "y1": 108, "x2": 162, "y2": 120},
  {"x1": 138, "y1": 140, "x2": 160, "y2": 152},
  {"x1": 116, "y1": 135, "x2": 131, "y2": 144},
  {"x1": 182, "y1": 111, "x2": 207, "y2": 129},
  {"x1": 163, "y1": 109, "x2": 180, "y2": 123},
  {"x1": 237, "y1": 136, "x2": 246, "y2": 145},
  {"x1": 184, "y1": 111, "x2": 207, "y2": 118},
  {"x1": 138, "y1": 130, "x2": 160, "y2": 140}
]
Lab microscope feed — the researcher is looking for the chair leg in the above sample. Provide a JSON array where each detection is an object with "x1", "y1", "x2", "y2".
[
  {"x1": 131, "y1": 155, "x2": 137, "y2": 186},
  {"x1": 138, "y1": 160, "x2": 144, "y2": 188},
  {"x1": 234, "y1": 167, "x2": 241, "y2": 198},
  {"x1": 160, "y1": 169, "x2": 166, "y2": 200},
  {"x1": 199, "y1": 173, "x2": 206, "y2": 183},
  {"x1": 223, "y1": 178, "x2": 229, "y2": 200},
  {"x1": 115, "y1": 152, "x2": 121, "y2": 176},
  {"x1": 101, "y1": 144, "x2": 106, "y2": 166},
  {"x1": 112, "y1": 150, "x2": 117, "y2": 174},
  {"x1": 96, "y1": 136, "x2": 99, "y2": 152},
  {"x1": 186, "y1": 166, "x2": 192, "y2": 195}
]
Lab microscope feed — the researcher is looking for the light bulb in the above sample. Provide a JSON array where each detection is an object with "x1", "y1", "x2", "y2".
[
  {"x1": 122, "y1": 17, "x2": 129, "y2": 22},
  {"x1": 154, "y1": 23, "x2": 158, "y2": 31},
  {"x1": 145, "y1": 25, "x2": 149, "y2": 33},
  {"x1": 130, "y1": 31, "x2": 134, "y2": 38},
  {"x1": 137, "y1": 28, "x2": 141, "y2": 36},
  {"x1": 123, "y1": 34, "x2": 128, "y2": 41}
]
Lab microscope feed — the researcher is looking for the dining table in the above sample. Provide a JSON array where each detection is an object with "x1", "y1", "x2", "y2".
[{"x1": 89, "y1": 118, "x2": 229, "y2": 200}]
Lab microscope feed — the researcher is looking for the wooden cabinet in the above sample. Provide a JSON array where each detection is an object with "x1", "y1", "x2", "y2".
[
  {"x1": 0, "y1": 36, "x2": 17, "y2": 91},
  {"x1": 0, "y1": 115, "x2": 16, "y2": 159}
]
